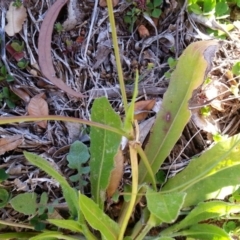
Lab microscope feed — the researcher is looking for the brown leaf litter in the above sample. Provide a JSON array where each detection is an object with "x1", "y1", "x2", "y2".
[{"x1": 1, "y1": 0, "x2": 240, "y2": 230}]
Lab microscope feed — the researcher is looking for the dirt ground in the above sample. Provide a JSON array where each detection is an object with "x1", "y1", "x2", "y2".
[{"x1": 1, "y1": 0, "x2": 240, "y2": 235}]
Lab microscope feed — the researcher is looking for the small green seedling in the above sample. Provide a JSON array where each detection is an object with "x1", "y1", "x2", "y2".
[
  {"x1": 0, "y1": 87, "x2": 19, "y2": 108},
  {"x1": 212, "y1": 132, "x2": 228, "y2": 142},
  {"x1": 146, "y1": 0, "x2": 163, "y2": 18},
  {"x1": 54, "y1": 22, "x2": 64, "y2": 33},
  {"x1": 0, "y1": 64, "x2": 14, "y2": 82},
  {"x1": 200, "y1": 105, "x2": 211, "y2": 117},
  {"x1": 17, "y1": 59, "x2": 29, "y2": 69},
  {"x1": 11, "y1": 41, "x2": 25, "y2": 52},
  {"x1": 12, "y1": 0, "x2": 22, "y2": 8},
  {"x1": 232, "y1": 61, "x2": 240, "y2": 76}
]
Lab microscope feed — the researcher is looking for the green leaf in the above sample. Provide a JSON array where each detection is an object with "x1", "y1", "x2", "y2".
[
  {"x1": 138, "y1": 41, "x2": 219, "y2": 184},
  {"x1": 162, "y1": 201, "x2": 240, "y2": 234},
  {"x1": 79, "y1": 193, "x2": 120, "y2": 239},
  {"x1": 90, "y1": 97, "x2": 122, "y2": 208},
  {"x1": 38, "y1": 192, "x2": 48, "y2": 215},
  {"x1": 30, "y1": 231, "x2": 79, "y2": 240},
  {"x1": 146, "y1": 188, "x2": 186, "y2": 223},
  {"x1": 183, "y1": 164, "x2": 240, "y2": 207},
  {"x1": 189, "y1": 3, "x2": 203, "y2": 14},
  {"x1": 151, "y1": 8, "x2": 162, "y2": 18},
  {"x1": 0, "y1": 188, "x2": 9, "y2": 208},
  {"x1": 0, "y1": 169, "x2": 8, "y2": 182},
  {"x1": 153, "y1": 0, "x2": 163, "y2": 7},
  {"x1": 177, "y1": 224, "x2": 230, "y2": 240},
  {"x1": 232, "y1": 62, "x2": 240, "y2": 76},
  {"x1": 24, "y1": 152, "x2": 79, "y2": 219},
  {"x1": 161, "y1": 134, "x2": 240, "y2": 207},
  {"x1": 11, "y1": 41, "x2": 24, "y2": 52},
  {"x1": 215, "y1": 0, "x2": 229, "y2": 16},
  {"x1": 10, "y1": 193, "x2": 37, "y2": 215},
  {"x1": 67, "y1": 141, "x2": 90, "y2": 188},
  {"x1": 203, "y1": 0, "x2": 216, "y2": 14},
  {"x1": 48, "y1": 219, "x2": 83, "y2": 233}
]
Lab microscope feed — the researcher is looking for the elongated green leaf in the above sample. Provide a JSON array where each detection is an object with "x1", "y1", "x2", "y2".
[
  {"x1": 162, "y1": 201, "x2": 240, "y2": 234},
  {"x1": 90, "y1": 97, "x2": 122, "y2": 208},
  {"x1": 146, "y1": 188, "x2": 186, "y2": 223},
  {"x1": 24, "y1": 152, "x2": 78, "y2": 219},
  {"x1": 10, "y1": 193, "x2": 37, "y2": 215},
  {"x1": 161, "y1": 134, "x2": 240, "y2": 206},
  {"x1": 48, "y1": 219, "x2": 83, "y2": 233},
  {"x1": 79, "y1": 193, "x2": 119, "y2": 240},
  {"x1": 30, "y1": 231, "x2": 79, "y2": 240},
  {"x1": 0, "y1": 188, "x2": 9, "y2": 208},
  {"x1": 139, "y1": 40, "x2": 219, "y2": 184},
  {"x1": 176, "y1": 224, "x2": 230, "y2": 240},
  {"x1": 183, "y1": 164, "x2": 240, "y2": 207},
  {"x1": 0, "y1": 233, "x2": 37, "y2": 239}
]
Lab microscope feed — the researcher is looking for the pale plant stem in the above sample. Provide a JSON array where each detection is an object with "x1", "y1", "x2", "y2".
[
  {"x1": 0, "y1": 220, "x2": 34, "y2": 229},
  {"x1": 106, "y1": 0, "x2": 128, "y2": 112},
  {"x1": 136, "y1": 145, "x2": 157, "y2": 191},
  {"x1": 0, "y1": 115, "x2": 131, "y2": 138},
  {"x1": 118, "y1": 142, "x2": 139, "y2": 240}
]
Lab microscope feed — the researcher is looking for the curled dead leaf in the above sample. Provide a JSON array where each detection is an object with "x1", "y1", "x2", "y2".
[
  {"x1": 107, "y1": 149, "x2": 124, "y2": 198},
  {"x1": 138, "y1": 25, "x2": 150, "y2": 39},
  {"x1": 5, "y1": 2, "x2": 27, "y2": 36},
  {"x1": 27, "y1": 94, "x2": 49, "y2": 128},
  {"x1": 134, "y1": 99, "x2": 156, "y2": 121},
  {"x1": 10, "y1": 86, "x2": 30, "y2": 103},
  {"x1": 38, "y1": 0, "x2": 85, "y2": 98},
  {"x1": 99, "y1": 0, "x2": 119, "y2": 7},
  {"x1": 0, "y1": 135, "x2": 23, "y2": 155}
]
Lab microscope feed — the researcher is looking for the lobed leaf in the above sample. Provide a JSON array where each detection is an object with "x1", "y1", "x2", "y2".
[{"x1": 10, "y1": 193, "x2": 37, "y2": 215}]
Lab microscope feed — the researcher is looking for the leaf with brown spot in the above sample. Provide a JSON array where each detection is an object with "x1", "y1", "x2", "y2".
[
  {"x1": 107, "y1": 149, "x2": 124, "y2": 198},
  {"x1": 134, "y1": 99, "x2": 156, "y2": 121},
  {"x1": 5, "y1": 2, "x2": 27, "y2": 36},
  {"x1": 38, "y1": 0, "x2": 85, "y2": 98},
  {"x1": 0, "y1": 135, "x2": 23, "y2": 155},
  {"x1": 27, "y1": 94, "x2": 49, "y2": 128}
]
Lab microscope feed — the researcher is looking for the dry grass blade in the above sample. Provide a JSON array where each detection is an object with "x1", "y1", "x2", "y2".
[{"x1": 38, "y1": 0, "x2": 85, "y2": 98}]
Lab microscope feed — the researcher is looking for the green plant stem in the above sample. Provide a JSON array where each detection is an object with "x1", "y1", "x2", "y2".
[
  {"x1": 0, "y1": 115, "x2": 132, "y2": 139},
  {"x1": 136, "y1": 145, "x2": 157, "y2": 191},
  {"x1": 0, "y1": 220, "x2": 34, "y2": 229},
  {"x1": 118, "y1": 142, "x2": 139, "y2": 240},
  {"x1": 106, "y1": 0, "x2": 128, "y2": 112},
  {"x1": 134, "y1": 214, "x2": 156, "y2": 240}
]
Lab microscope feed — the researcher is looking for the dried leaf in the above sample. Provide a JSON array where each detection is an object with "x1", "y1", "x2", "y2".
[
  {"x1": 27, "y1": 94, "x2": 49, "y2": 128},
  {"x1": 5, "y1": 2, "x2": 27, "y2": 36},
  {"x1": 10, "y1": 86, "x2": 30, "y2": 103},
  {"x1": 0, "y1": 135, "x2": 23, "y2": 155},
  {"x1": 134, "y1": 99, "x2": 156, "y2": 121},
  {"x1": 99, "y1": 0, "x2": 119, "y2": 7},
  {"x1": 107, "y1": 149, "x2": 124, "y2": 198},
  {"x1": 138, "y1": 25, "x2": 150, "y2": 38},
  {"x1": 38, "y1": 0, "x2": 85, "y2": 98}
]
